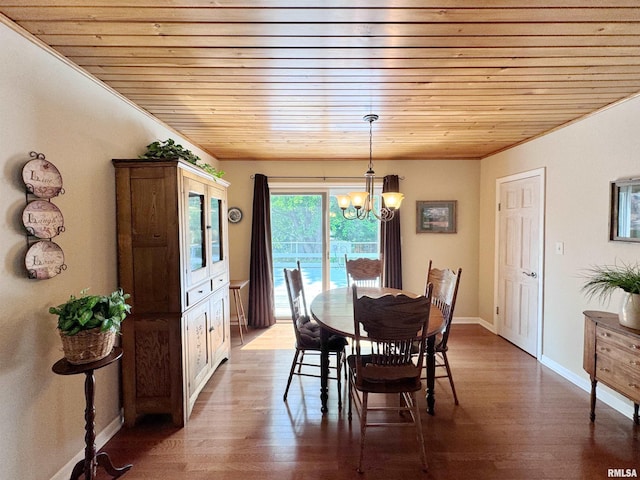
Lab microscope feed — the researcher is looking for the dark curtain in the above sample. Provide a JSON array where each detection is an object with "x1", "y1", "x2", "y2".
[
  {"x1": 381, "y1": 174, "x2": 403, "y2": 289},
  {"x1": 248, "y1": 174, "x2": 276, "y2": 328}
]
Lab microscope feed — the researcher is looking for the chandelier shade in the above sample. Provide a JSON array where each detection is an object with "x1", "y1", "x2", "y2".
[{"x1": 337, "y1": 114, "x2": 404, "y2": 222}]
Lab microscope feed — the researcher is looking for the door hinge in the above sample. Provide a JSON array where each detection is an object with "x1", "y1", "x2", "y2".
[
  {"x1": 498, "y1": 203, "x2": 501, "y2": 212},
  {"x1": 496, "y1": 306, "x2": 499, "y2": 315}
]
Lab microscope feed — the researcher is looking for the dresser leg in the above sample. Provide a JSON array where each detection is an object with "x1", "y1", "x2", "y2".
[
  {"x1": 589, "y1": 378, "x2": 597, "y2": 422},
  {"x1": 634, "y1": 403, "x2": 639, "y2": 425}
]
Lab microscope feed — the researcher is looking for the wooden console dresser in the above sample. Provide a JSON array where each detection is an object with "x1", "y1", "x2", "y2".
[
  {"x1": 113, "y1": 158, "x2": 230, "y2": 427},
  {"x1": 583, "y1": 310, "x2": 640, "y2": 425}
]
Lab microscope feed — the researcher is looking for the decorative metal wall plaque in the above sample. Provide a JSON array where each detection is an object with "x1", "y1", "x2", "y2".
[
  {"x1": 22, "y1": 200, "x2": 65, "y2": 239},
  {"x1": 22, "y1": 151, "x2": 67, "y2": 279},
  {"x1": 22, "y1": 152, "x2": 64, "y2": 198},
  {"x1": 24, "y1": 240, "x2": 66, "y2": 279}
]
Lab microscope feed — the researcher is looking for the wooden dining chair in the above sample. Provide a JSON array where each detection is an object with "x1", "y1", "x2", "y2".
[
  {"x1": 421, "y1": 260, "x2": 462, "y2": 405},
  {"x1": 282, "y1": 261, "x2": 348, "y2": 407},
  {"x1": 344, "y1": 254, "x2": 383, "y2": 287},
  {"x1": 347, "y1": 284, "x2": 434, "y2": 473}
]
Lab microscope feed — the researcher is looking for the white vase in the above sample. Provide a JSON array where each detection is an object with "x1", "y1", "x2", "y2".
[{"x1": 619, "y1": 292, "x2": 640, "y2": 330}]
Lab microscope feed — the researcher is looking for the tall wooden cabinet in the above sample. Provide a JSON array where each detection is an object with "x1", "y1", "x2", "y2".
[{"x1": 113, "y1": 158, "x2": 230, "y2": 427}]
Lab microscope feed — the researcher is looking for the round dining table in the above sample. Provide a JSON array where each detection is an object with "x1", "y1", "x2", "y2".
[{"x1": 310, "y1": 286, "x2": 446, "y2": 415}]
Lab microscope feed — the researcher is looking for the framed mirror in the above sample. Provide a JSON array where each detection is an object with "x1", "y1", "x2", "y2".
[{"x1": 610, "y1": 177, "x2": 640, "y2": 242}]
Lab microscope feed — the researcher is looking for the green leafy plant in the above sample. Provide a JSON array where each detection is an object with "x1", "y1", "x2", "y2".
[
  {"x1": 139, "y1": 138, "x2": 224, "y2": 178},
  {"x1": 581, "y1": 262, "x2": 640, "y2": 303},
  {"x1": 49, "y1": 288, "x2": 131, "y2": 336}
]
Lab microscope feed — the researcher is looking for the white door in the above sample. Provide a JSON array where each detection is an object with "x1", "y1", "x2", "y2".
[{"x1": 497, "y1": 171, "x2": 544, "y2": 357}]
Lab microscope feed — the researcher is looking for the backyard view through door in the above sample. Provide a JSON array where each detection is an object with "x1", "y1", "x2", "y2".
[{"x1": 271, "y1": 190, "x2": 380, "y2": 317}]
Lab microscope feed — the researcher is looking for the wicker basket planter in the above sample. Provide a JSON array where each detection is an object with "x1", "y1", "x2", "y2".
[
  {"x1": 59, "y1": 327, "x2": 116, "y2": 365},
  {"x1": 49, "y1": 288, "x2": 130, "y2": 365}
]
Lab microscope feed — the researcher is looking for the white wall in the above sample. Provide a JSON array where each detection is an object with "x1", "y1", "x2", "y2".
[
  {"x1": 479, "y1": 94, "x2": 640, "y2": 418},
  {"x1": 0, "y1": 20, "x2": 220, "y2": 480}
]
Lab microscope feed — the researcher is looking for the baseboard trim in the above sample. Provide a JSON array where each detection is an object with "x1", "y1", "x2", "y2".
[
  {"x1": 452, "y1": 316, "x2": 497, "y2": 334},
  {"x1": 50, "y1": 411, "x2": 123, "y2": 480},
  {"x1": 466, "y1": 319, "x2": 635, "y2": 422},
  {"x1": 539, "y1": 354, "x2": 635, "y2": 422}
]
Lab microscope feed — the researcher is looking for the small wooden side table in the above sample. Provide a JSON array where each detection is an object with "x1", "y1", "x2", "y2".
[
  {"x1": 230, "y1": 279, "x2": 249, "y2": 344},
  {"x1": 52, "y1": 347, "x2": 133, "y2": 480}
]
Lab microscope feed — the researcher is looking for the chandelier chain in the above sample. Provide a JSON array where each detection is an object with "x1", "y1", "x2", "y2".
[{"x1": 335, "y1": 113, "x2": 403, "y2": 222}]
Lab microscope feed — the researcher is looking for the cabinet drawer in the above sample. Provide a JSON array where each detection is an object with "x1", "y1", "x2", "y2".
[
  {"x1": 596, "y1": 355, "x2": 640, "y2": 402},
  {"x1": 186, "y1": 281, "x2": 213, "y2": 307},
  {"x1": 211, "y1": 271, "x2": 229, "y2": 290},
  {"x1": 597, "y1": 342, "x2": 640, "y2": 369},
  {"x1": 595, "y1": 325, "x2": 640, "y2": 356}
]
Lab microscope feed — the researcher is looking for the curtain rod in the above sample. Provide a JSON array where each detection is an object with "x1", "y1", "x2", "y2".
[{"x1": 249, "y1": 175, "x2": 404, "y2": 180}]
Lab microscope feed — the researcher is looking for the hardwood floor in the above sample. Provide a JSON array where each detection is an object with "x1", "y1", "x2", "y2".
[{"x1": 98, "y1": 324, "x2": 639, "y2": 479}]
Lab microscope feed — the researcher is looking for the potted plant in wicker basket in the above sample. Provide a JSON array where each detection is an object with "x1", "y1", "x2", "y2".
[
  {"x1": 49, "y1": 288, "x2": 131, "y2": 364},
  {"x1": 581, "y1": 262, "x2": 640, "y2": 330}
]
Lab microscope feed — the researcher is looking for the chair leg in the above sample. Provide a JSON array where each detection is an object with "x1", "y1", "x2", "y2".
[
  {"x1": 297, "y1": 351, "x2": 305, "y2": 373},
  {"x1": 441, "y1": 351, "x2": 459, "y2": 405},
  {"x1": 283, "y1": 349, "x2": 301, "y2": 402},
  {"x1": 348, "y1": 367, "x2": 353, "y2": 422},
  {"x1": 357, "y1": 392, "x2": 368, "y2": 473},
  {"x1": 410, "y1": 391, "x2": 428, "y2": 472},
  {"x1": 336, "y1": 351, "x2": 343, "y2": 410}
]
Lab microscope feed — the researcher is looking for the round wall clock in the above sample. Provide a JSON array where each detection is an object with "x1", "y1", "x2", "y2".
[{"x1": 228, "y1": 207, "x2": 243, "y2": 223}]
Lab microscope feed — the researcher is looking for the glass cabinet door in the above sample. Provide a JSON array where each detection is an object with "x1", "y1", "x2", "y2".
[
  {"x1": 188, "y1": 191, "x2": 206, "y2": 272},
  {"x1": 184, "y1": 175, "x2": 227, "y2": 288},
  {"x1": 184, "y1": 177, "x2": 210, "y2": 287},
  {"x1": 210, "y1": 197, "x2": 222, "y2": 263}
]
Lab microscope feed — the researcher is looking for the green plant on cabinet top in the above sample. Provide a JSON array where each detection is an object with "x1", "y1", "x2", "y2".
[{"x1": 139, "y1": 139, "x2": 224, "y2": 178}]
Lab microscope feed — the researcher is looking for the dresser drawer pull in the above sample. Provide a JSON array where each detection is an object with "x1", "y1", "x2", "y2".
[
  {"x1": 600, "y1": 332, "x2": 611, "y2": 338},
  {"x1": 630, "y1": 360, "x2": 640, "y2": 366},
  {"x1": 599, "y1": 367, "x2": 610, "y2": 373},
  {"x1": 632, "y1": 344, "x2": 640, "y2": 350},
  {"x1": 599, "y1": 347, "x2": 611, "y2": 353},
  {"x1": 629, "y1": 383, "x2": 639, "y2": 389}
]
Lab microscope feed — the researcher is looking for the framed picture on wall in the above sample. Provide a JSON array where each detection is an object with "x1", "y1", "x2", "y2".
[{"x1": 416, "y1": 200, "x2": 457, "y2": 233}]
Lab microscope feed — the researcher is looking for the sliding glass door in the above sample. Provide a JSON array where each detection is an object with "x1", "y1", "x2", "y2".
[
  {"x1": 271, "y1": 186, "x2": 380, "y2": 317},
  {"x1": 271, "y1": 192, "x2": 325, "y2": 316}
]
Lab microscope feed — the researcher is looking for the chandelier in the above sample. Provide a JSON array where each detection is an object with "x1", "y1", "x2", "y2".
[{"x1": 336, "y1": 114, "x2": 404, "y2": 222}]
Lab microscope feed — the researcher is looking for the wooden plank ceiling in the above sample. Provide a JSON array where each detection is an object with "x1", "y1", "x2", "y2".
[{"x1": 2, "y1": 1, "x2": 640, "y2": 162}]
